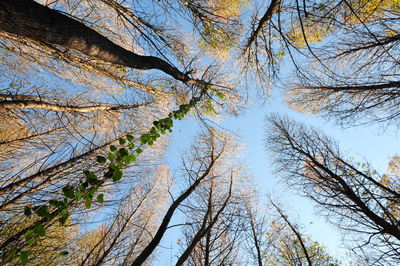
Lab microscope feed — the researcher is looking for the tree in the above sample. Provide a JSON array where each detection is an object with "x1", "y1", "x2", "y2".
[
  {"x1": 176, "y1": 145, "x2": 247, "y2": 265},
  {"x1": 280, "y1": 0, "x2": 400, "y2": 127},
  {"x1": 1, "y1": 0, "x2": 400, "y2": 265},
  {"x1": 0, "y1": 213, "x2": 106, "y2": 266},
  {"x1": 241, "y1": 195, "x2": 340, "y2": 266},
  {"x1": 267, "y1": 115, "x2": 400, "y2": 265},
  {"x1": 132, "y1": 131, "x2": 228, "y2": 265}
]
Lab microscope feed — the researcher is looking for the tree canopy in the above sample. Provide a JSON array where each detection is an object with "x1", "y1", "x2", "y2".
[{"x1": 0, "y1": 0, "x2": 399, "y2": 265}]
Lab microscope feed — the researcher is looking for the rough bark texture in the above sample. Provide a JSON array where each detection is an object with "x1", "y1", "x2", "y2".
[{"x1": 0, "y1": 0, "x2": 201, "y2": 84}]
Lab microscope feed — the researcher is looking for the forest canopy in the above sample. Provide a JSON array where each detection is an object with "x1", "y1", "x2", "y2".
[{"x1": 0, "y1": 0, "x2": 399, "y2": 265}]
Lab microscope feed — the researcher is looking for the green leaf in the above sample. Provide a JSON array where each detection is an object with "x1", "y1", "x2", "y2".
[
  {"x1": 26, "y1": 237, "x2": 36, "y2": 246},
  {"x1": 24, "y1": 206, "x2": 31, "y2": 216},
  {"x1": 110, "y1": 145, "x2": 117, "y2": 152},
  {"x1": 127, "y1": 134, "x2": 134, "y2": 141},
  {"x1": 128, "y1": 143, "x2": 134, "y2": 149},
  {"x1": 89, "y1": 186, "x2": 98, "y2": 198},
  {"x1": 33, "y1": 223, "x2": 45, "y2": 236},
  {"x1": 129, "y1": 154, "x2": 136, "y2": 162},
  {"x1": 19, "y1": 251, "x2": 29, "y2": 266},
  {"x1": 35, "y1": 205, "x2": 51, "y2": 219},
  {"x1": 25, "y1": 230, "x2": 34, "y2": 240},
  {"x1": 84, "y1": 171, "x2": 98, "y2": 184},
  {"x1": 112, "y1": 170, "x2": 123, "y2": 181},
  {"x1": 119, "y1": 138, "x2": 126, "y2": 145},
  {"x1": 118, "y1": 148, "x2": 128, "y2": 157},
  {"x1": 136, "y1": 148, "x2": 143, "y2": 154},
  {"x1": 62, "y1": 186, "x2": 75, "y2": 199},
  {"x1": 123, "y1": 155, "x2": 131, "y2": 164},
  {"x1": 59, "y1": 209, "x2": 70, "y2": 225},
  {"x1": 109, "y1": 163, "x2": 118, "y2": 170},
  {"x1": 85, "y1": 198, "x2": 91, "y2": 209},
  {"x1": 108, "y1": 152, "x2": 116, "y2": 161},
  {"x1": 140, "y1": 135, "x2": 148, "y2": 144},
  {"x1": 81, "y1": 181, "x2": 89, "y2": 188},
  {"x1": 76, "y1": 192, "x2": 82, "y2": 201},
  {"x1": 96, "y1": 156, "x2": 106, "y2": 164},
  {"x1": 97, "y1": 194, "x2": 104, "y2": 203}
]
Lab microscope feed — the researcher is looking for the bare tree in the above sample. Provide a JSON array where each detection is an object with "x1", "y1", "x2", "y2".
[
  {"x1": 267, "y1": 115, "x2": 400, "y2": 265},
  {"x1": 131, "y1": 131, "x2": 228, "y2": 265}
]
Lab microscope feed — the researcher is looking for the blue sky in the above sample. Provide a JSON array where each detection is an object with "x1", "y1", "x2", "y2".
[{"x1": 156, "y1": 82, "x2": 400, "y2": 264}]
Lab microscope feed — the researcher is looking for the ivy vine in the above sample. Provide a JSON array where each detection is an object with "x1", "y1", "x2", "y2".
[{"x1": 8, "y1": 87, "x2": 215, "y2": 265}]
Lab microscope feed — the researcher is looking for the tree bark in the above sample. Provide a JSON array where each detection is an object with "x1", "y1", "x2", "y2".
[
  {"x1": 296, "y1": 81, "x2": 400, "y2": 92},
  {"x1": 0, "y1": 0, "x2": 202, "y2": 85},
  {"x1": 0, "y1": 99, "x2": 149, "y2": 112}
]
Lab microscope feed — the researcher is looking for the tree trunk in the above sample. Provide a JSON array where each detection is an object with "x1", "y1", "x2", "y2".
[
  {"x1": 0, "y1": 100, "x2": 149, "y2": 112},
  {"x1": 0, "y1": 0, "x2": 200, "y2": 85}
]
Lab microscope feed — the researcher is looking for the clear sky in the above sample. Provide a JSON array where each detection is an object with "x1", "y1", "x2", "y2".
[{"x1": 154, "y1": 81, "x2": 400, "y2": 265}]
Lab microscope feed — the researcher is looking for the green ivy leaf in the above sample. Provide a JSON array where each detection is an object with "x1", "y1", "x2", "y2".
[
  {"x1": 84, "y1": 171, "x2": 98, "y2": 184},
  {"x1": 112, "y1": 170, "x2": 123, "y2": 181},
  {"x1": 118, "y1": 148, "x2": 128, "y2": 157},
  {"x1": 97, "y1": 194, "x2": 104, "y2": 203},
  {"x1": 35, "y1": 205, "x2": 51, "y2": 219},
  {"x1": 19, "y1": 251, "x2": 29, "y2": 266},
  {"x1": 110, "y1": 145, "x2": 117, "y2": 152},
  {"x1": 128, "y1": 143, "x2": 134, "y2": 149},
  {"x1": 62, "y1": 186, "x2": 75, "y2": 199},
  {"x1": 127, "y1": 134, "x2": 134, "y2": 141},
  {"x1": 96, "y1": 156, "x2": 106, "y2": 164},
  {"x1": 33, "y1": 223, "x2": 45, "y2": 237},
  {"x1": 89, "y1": 186, "x2": 98, "y2": 198},
  {"x1": 129, "y1": 154, "x2": 136, "y2": 162},
  {"x1": 136, "y1": 148, "x2": 143, "y2": 154},
  {"x1": 123, "y1": 155, "x2": 131, "y2": 164},
  {"x1": 119, "y1": 138, "x2": 126, "y2": 145},
  {"x1": 59, "y1": 213, "x2": 69, "y2": 225},
  {"x1": 49, "y1": 200, "x2": 61, "y2": 207},
  {"x1": 25, "y1": 230, "x2": 34, "y2": 240},
  {"x1": 58, "y1": 208, "x2": 69, "y2": 225},
  {"x1": 85, "y1": 198, "x2": 91, "y2": 209},
  {"x1": 108, "y1": 152, "x2": 116, "y2": 161},
  {"x1": 76, "y1": 192, "x2": 82, "y2": 201},
  {"x1": 140, "y1": 135, "x2": 148, "y2": 144},
  {"x1": 26, "y1": 237, "x2": 36, "y2": 246}
]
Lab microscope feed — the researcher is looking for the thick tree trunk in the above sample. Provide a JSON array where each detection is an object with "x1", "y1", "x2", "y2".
[{"x1": 0, "y1": 0, "x2": 200, "y2": 84}]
